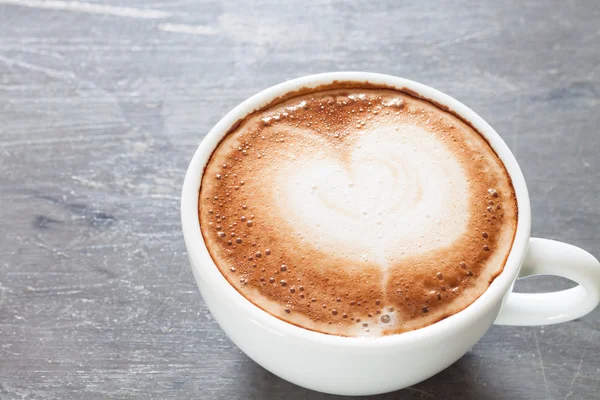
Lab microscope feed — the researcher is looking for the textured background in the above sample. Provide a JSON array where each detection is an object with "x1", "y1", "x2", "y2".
[{"x1": 1, "y1": 1, "x2": 599, "y2": 399}]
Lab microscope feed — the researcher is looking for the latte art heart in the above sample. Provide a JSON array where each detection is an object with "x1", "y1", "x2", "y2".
[
  {"x1": 199, "y1": 86, "x2": 517, "y2": 337},
  {"x1": 276, "y1": 124, "x2": 469, "y2": 267}
]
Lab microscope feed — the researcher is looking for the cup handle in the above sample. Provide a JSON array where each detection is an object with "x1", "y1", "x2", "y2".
[{"x1": 494, "y1": 238, "x2": 600, "y2": 326}]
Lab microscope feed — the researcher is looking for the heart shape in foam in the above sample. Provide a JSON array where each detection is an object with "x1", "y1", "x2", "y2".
[{"x1": 271, "y1": 123, "x2": 470, "y2": 268}]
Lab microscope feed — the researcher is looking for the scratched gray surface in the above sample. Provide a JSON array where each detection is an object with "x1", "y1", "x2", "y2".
[{"x1": 0, "y1": 1, "x2": 599, "y2": 399}]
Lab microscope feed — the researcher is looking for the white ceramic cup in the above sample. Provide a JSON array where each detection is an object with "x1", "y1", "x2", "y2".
[{"x1": 181, "y1": 72, "x2": 600, "y2": 396}]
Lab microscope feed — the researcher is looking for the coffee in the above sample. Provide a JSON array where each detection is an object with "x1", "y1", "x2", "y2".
[{"x1": 198, "y1": 84, "x2": 517, "y2": 337}]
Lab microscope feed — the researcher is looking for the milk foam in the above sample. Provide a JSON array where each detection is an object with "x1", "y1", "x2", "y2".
[
  {"x1": 199, "y1": 85, "x2": 518, "y2": 337},
  {"x1": 274, "y1": 123, "x2": 469, "y2": 267}
]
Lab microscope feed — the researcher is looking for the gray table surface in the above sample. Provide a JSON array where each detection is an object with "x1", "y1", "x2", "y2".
[{"x1": 1, "y1": 1, "x2": 599, "y2": 399}]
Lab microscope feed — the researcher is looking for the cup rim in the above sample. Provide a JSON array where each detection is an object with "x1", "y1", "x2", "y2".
[{"x1": 181, "y1": 72, "x2": 532, "y2": 348}]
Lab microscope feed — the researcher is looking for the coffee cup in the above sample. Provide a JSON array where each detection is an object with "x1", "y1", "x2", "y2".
[{"x1": 181, "y1": 72, "x2": 600, "y2": 395}]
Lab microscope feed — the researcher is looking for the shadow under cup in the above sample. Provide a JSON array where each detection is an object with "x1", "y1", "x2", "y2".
[{"x1": 181, "y1": 72, "x2": 600, "y2": 396}]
